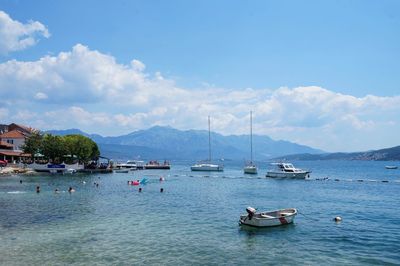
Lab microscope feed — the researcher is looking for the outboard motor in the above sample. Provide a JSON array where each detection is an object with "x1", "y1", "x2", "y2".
[{"x1": 246, "y1": 207, "x2": 256, "y2": 220}]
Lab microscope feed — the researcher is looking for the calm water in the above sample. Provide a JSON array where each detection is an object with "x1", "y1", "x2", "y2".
[{"x1": 1, "y1": 160, "x2": 400, "y2": 265}]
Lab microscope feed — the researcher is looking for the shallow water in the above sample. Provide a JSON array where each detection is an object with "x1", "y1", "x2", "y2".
[{"x1": 1, "y1": 160, "x2": 400, "y2": 265}]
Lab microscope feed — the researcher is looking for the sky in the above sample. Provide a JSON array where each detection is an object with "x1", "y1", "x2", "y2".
[{"x1": 0, "y1": 0, "x2": 399, "y2": 152}]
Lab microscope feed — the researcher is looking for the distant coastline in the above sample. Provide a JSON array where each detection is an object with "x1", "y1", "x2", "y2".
[{"x1": 274, "y1": 145, "x2": 400, "y2": 161}]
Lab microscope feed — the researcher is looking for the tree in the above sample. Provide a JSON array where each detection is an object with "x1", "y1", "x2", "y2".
[
  {"x1": 41, "y1": 134, "x2": 67, "y2": 163},
  {"x1": 22, "y1": 131, "x2": 43, "y2": 160},
  {"x1": 63, "y1": 134, "x2": 100, "y2": 164}
]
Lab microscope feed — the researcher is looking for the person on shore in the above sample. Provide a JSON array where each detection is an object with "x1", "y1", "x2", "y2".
[
  {"x1": 36, "y1": 186, "x2": 40, "y2": 193},
  {"x1": 68, "y1": 187, "x2": 75, "y2": 193}
]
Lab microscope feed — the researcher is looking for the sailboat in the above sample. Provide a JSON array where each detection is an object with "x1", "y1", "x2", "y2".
[
  {"x1": 191, "y1": 116, "x2": 224, "y2": 172},
  {"x1": 244, "y1": 111, "x2": 257, "y2": 174}
]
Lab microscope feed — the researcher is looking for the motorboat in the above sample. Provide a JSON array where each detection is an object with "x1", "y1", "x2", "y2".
[
  {"x1": 191, "y1": 116, "x2": 223, "y2": 172},
  {"x1": 115, "y1": 160, "x2": 139, "y2": 169},
  {"x1": 239, "y1": 207, "x2": 297, "y2": 227},
  {"x1": 385, "y1": 166, "x2": 398, "y2": 169},
  {"x1": 114, "y1": 169, "x2": 129, "y2": 173},
  {"x1": 191, "y1": 163, "x2": 223, "y2": 171},
  {"x1": 243, "y1": 111, "x2": 257, "y2": 174},
  {"x1": 266, "y1": 162, "x2": 310, "y2": 178}
]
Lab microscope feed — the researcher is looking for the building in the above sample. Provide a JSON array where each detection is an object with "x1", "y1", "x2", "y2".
[{"x1": 0, "y1": 123, "x2": 33, "y2": 163}]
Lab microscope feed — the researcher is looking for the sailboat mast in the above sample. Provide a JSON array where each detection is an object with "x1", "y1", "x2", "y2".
[
  {"x1": 250, "y1": 111, "x2": 253, "y2": 163},
  {"x1": 208, "y1": 116, "x2": 211, "y2": 162}
]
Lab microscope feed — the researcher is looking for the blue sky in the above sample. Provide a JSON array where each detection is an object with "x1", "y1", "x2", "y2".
[{"x1": 0, "y1": 0, "x2": 399, "y2": 152}]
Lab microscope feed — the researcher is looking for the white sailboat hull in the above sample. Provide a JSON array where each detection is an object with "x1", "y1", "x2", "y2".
[
  {"x1": 244, "y1": 165, "x2": 257, "y2": 174},
  {"x1": 191, "y1": 164, "x2": 224, "y2": 172}
]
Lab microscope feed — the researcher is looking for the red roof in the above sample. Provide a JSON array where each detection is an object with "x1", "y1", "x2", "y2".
[
  {"x1": 0, "y1": 130, "x2": 26, "y2": 139},
  {"x1": 0, "y1": 151, "x2": 30, "y2": 157},
  {"x1": 0, "y1": 141, "x2": 13, "y2": 148}
]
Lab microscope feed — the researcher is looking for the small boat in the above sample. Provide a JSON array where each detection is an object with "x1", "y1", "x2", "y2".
[
  {"x1": 191, "y1": 116, "x2": 223, "y2": 172},
  {"x1": 115, "y1": 160, "x2": 139, "y2": 169},
  {"x1": 239, "y1": 207, "x2": 297, "y2": 227},
  {"x1": 266, "y1": 162, "x2": 310, "y2": 179},
  {"x1": 385, "y1": 166, "x2": 398, "y2": 169},
  {"x1": 114, "y1": 169, "x2": 129, "y2": 173}
]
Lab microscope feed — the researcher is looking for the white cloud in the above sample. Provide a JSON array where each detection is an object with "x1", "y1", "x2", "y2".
[
  {"x1": 1, "y1": 44, "x2": 399, "y2": 151},
  {"x1": 0, "y1": 10, "x2": 50, "y2": 55}
]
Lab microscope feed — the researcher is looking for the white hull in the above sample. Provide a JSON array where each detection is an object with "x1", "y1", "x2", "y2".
[
  {"x1": 18, "y1": 162, "x2": 84, "y2": 173},
  {"x1": 244, "y1": 165, "x2": 257, "y2": 174},
  {"x1": 266, "y1": 171, "x2": 309, "y2": 179},
  {"x1": 191, "y1": 164, "x2": 223, "y2": 172},
  {"x1": 240, "y1": 208, "x2": 297, "y2": 227}
]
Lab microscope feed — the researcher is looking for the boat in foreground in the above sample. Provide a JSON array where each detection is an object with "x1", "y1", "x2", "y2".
[
  {"x1": 244, "y1": 164, "x2": 257, "y2": 174},
  {"x1": 239, "y1": 207, "x2": 297, "y2": 227},
  {"x1": 191, "y1": 163, "x2": 223, "y2": 172},
  {"x1": 266, "y1": 163, "x2": 310, "y2": 178},
  {"x1": 385, "y1": 165, "x2": 398, "y2": 169}
]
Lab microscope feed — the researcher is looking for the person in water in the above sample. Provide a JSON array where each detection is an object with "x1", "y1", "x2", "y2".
[
  {"x1": 54, "y1": 188, "x2": 60, "y2": 193},
  {"x1": 36, "y1": 186, "x2": 40, "y2": 193},
  {"x1": 68, "y1": 187, "x2": 75, "y2": 193}
]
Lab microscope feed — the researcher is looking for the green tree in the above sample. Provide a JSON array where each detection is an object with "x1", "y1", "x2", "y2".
[
  {"x1": 63, "y1": 134, "x2": 100, "y2": 164},
  {"x1": 22, "y1": 131, "x2": 43, "y2": 160},
  {"x1": 41, "y1": 134, "x2": 67, "y2": 163}
]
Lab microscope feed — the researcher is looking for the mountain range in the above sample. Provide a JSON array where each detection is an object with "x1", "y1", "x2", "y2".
[
  {"x1": 274, "y1": 145, "x2": 400, "y2": 161},
  {"x1": 47, "y1": 126, "x2": 323, "y2": 161}
]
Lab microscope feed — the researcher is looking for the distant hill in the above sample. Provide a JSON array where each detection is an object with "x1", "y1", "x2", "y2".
[
  {"x1": 274, "y1": 145, "x2": 400, "y2": 161},
  {"x1": 47, "y1": 126, "x2": 323, "y2": 160}
]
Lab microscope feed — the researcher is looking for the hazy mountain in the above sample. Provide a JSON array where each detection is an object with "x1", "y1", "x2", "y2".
[
  {"x1": 47, "y1": 126, "x2": 323, "y2": 160},
  {"x1": 274, "y1": 145, "x2": 400, "y2": 161}
]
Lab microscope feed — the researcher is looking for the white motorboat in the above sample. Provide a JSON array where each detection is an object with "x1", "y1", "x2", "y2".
[
  {"x1": 191, "y1": 116, "x2": 223, "y2": 172},
  {"x1": 266, "y1": 162, "x2": 310, "y2": 178},
  {"x1": 115, "y1": 160, "x2": 139, "y2": 169},
  {"x1": 114, "y1": 169, "x2": 129, "y2": 173},
  {"x1": 239, "y1": 207, "x2": 297, "y2": 227},
  {"x1": 244, "y1": 111, "x2": 257, "y2": 174}
]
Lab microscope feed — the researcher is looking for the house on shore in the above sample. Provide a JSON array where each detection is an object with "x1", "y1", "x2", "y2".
[{"x1": 0, "y1": 123, "x2": 33, "y2": 163}]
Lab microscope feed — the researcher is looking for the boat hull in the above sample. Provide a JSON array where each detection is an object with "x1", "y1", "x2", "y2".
[
  {"x1": 240, "y1": 208, "x2": 297, "y2": 227},
  {"x1": 191, "y1": 164, "x2": 223, "y2": 171},
  {"x1": 144, "y1": 165, "x2": 170, "y2": 170},
  {"x1": 244, "y1": 166, "x2": 257, "y2": 174},
  {"x1": 266, "y1": 171, "x2": 310, "y2": 179}
]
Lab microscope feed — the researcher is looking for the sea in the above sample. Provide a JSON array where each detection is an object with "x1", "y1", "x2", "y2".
[{"x1": 1, "y1": 160, "x2": 399, "y2": 265}]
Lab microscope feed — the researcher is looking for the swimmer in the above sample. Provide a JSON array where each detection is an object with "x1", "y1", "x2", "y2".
[
  {"x1": 68, "y1": 187, "x2": 75, "y2": 193},
  {"x1": 139, "y1": 187, "x2": 142, "y2": 192},
  {"x1": 19, "y1": 180, "x2": 22, "y2": 184},
  {"x1": 54, "y1": 188, "x2": 60, "y2": 193},
  {"x1": 160, "y1": 188, "x2": 164, "y2": 193},
  {"x1": 36, "y1": 186, "x2": 40, "y2": 193}
]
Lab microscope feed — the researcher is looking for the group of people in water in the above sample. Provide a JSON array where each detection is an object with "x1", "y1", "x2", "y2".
[{"x1": 20, "y1": 175, "x2": 165, "y2": 193}]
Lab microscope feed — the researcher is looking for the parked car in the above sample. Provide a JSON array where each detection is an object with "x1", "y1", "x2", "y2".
[{"x1": 0, "y1": 160, "x2": 8, "y2": 167}]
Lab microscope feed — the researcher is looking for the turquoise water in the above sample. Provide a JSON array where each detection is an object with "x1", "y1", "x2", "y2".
[{"x1": 1, "y1": 161, "x2": 400, "y2": 265}]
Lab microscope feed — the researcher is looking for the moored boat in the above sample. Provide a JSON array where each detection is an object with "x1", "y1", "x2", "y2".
[
  {"x1": 191, "y1": 163, "x2": 223, "y2": 171},
  {"x1": 243, "y1": 111, "x2": 257, "y2": 174},
  {"x1": 385, "y1": 166, "x2": 398, "y2": 169},
  {"x1": 114, "y1": 169, "x2": 129, "y2": 173},
  {"x1": 266, "y1": 163, "x2": 310, "y2": 179},
  {"x1": 191, "y1": 116, "x2": 223, "y2": 172},
  {"x1": 239, "y1": 207, "x2": 297, "y2": 227}
]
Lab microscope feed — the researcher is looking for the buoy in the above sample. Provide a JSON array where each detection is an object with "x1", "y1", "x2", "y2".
[{"x1": 334, "y1": 216, "x2": 342, "y2": 222}]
